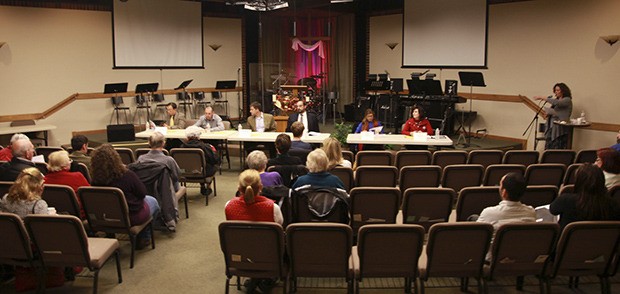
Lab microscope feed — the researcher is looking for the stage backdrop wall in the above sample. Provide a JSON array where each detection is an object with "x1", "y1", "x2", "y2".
[
  {"x1": 0, "y1": 5, "x2": 242, "y2": 146},
  {"x1": 370, "y1": 0, "x2": 620, "y2": 151}
]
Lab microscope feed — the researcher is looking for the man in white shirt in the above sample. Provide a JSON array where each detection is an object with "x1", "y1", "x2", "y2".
[
  {"x1": 286, "y1": 99, "x2": 319, "y2": 134},
  {"x1": 247, "y1": 102, "x2": 276, "y2": 132},
  {"x1": 194, "y1": 106, "x2": 224, "y2": 131},
  {"x1": 476, "y1": 172, "x2": 536, "y2": 230}
]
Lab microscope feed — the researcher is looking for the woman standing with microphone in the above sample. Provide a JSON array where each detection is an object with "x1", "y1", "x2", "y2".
[{"x1": 534, "y1": 83, "x2": 573, "y2": 149}]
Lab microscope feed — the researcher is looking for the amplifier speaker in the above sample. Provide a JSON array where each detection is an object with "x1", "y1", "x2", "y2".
[
  {"x1": 391, "y1": 79, "x2": 404, "y2": 93},
  {"x1": 106, "y1": 124, "x2": 135, "y2": 142}
]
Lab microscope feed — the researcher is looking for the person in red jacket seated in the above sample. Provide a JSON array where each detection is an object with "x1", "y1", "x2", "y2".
[
  {"x1": 225, "y1": 169, "x2": 283, "y2": 225},
  {"x1": 0, "y1": 133, "x2": 29, "y2": 162},
  {"x1": 44, "y1": 150, "x2": 90, "y2": 218},
  {"x1": 401, "y1": 106, "x2": 435, "y2": 150}
]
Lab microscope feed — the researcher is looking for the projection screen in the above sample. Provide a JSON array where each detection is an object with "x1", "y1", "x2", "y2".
[
  {"x1": 402, "y1": 0, "x2": 488, "y2": 68},
  {"x1": 113, "y1": 0, "x2": 203, "y2": 68}
]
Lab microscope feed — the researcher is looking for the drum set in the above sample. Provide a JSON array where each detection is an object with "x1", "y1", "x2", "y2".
[{"x1": 270, "y1": 70, "x2": 326, "y2": 115}]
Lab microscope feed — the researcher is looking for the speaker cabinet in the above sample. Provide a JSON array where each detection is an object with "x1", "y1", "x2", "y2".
[{"x1": 106, "y1": 124, "x2": 135, "y2": 142}]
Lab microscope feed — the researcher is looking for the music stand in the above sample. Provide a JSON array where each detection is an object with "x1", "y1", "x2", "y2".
[
  {"x1": 135, "y1": 83, "x2": 159, "y2": 122},
  {"x1": 457, "y1": 72, "x2": 486, "y2": 147},
  {"x1": 104, "y1": 83, "x2": 129, "y2": 124},
  {"x1": 215, "y1": 81, "x2": 237, "y2": 118},
  {"x1": 174, "y1": 79, "x2": 193, "y2": 90}
]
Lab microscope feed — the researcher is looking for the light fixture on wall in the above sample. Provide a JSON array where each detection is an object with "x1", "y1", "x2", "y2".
[
  {"x1": 385, "y1": 42, "x2": 399, "y2": 50},
  {"x1": 600, "y1": 35, "x2": 620, "y2": 46},
  {"x1": 209, "y1": 44, "x2": 222, "y2": 51},
  {"x1": 0, "y1": 42, "x2": 5, "y2": 48},
  {"x1": 226, "y1": 0, "x2": 288, "y2": 11}
]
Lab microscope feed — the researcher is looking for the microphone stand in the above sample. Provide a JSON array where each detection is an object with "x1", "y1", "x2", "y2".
[{"x1": 522, "y1": 100, "x2": 547, "y2": 149}]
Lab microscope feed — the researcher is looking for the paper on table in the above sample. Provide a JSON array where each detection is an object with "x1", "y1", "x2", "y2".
[
  {"x1": 369, "y1": 126, "x2": 383, "y2": 134},
  {"x1": 308, "y1": 131, "x2": 321, "y2": 136},
  {"x1": 154, "y1": 126, "x2": 167, "y2": 135}
]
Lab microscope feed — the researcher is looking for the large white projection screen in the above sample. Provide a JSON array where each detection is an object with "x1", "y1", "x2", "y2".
[
  {"x1": 403, "y1": 0, "x2": 488, "y2": 68},
  {"x1": 113, "y1": 0, "x2": 203, "y2": 68}
]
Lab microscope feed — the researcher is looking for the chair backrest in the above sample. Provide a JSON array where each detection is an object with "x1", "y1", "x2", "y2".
[
  {"x1": 34, "y1": 162, "x2": 48, "y2": 175},
  {"x1": 289, "y1": 148, "x2": 311, "y2": 164},
  {"x1": 355, "y1": 151, "x2": 393, "y2": 167},
  {"x1": 563, "y1": 163, "x2": 582, "y2": 186},
  {"x1": 0, "y1": 212, "x2": 35, "y2": 267},
  {"x1": 355, "y1": 166, "x2": 398, "y2": 187},
  {"x1": 399, "y1": 165, "x2": 442, "y2": 190},
  {"x1": 342, "y1": 150, "x2": 354, "y2": 165},
  {"x1": 170, "y1": 148, "x2": 207, "y2": 180},
  {"x1": 25, "y1": 214, "x2": 91, "y2": 268},
  {"x1": 222, "y1": 120, "x2": 232, "y2": 130},
  {"x1": 42, "y1": 184, "x2": 81, "y2": 218},
  {"x1": 552, "y1": 221, "x2": 620, "y2": 278},
  {"x1": 331, "y1": 166, "x2": 354, "y2": 192},
  {"x1": 78, "y1": 186, "x2": 132, "y2": 234},
  {"x1": 609, "y1": 185, "x2": 620, "y2": 207},
  {"x1": 422, "y1": 222, "x2": 493, "y2": 279},
  {"x1": 74, "y1": 162, "x2": 91, "y2": 183},
  {"x1": 402, "y1": 187, "x2": 455, "y2": 231},
  {"x1": 286, "y1": 223, "x2": 352, "y2": 278},
  {"x1": 395, "y1": 150, "x2": 432, "y2": 170},
  {"x1": 431, "y1": 150, "x2": 468, "y2": 169},
  {"x1": 356, "y1": 224, "x2": 425, "y2": 278},
  {"x1": 502, "y1": 150, "x2": 539, "y2": 166},
  {"x1": 525, "y1": 163, "x2": 566, "y2": 187},
  {"x1": 521, "y1": 185, "x2": 558, "y2": 208},
  {"x1": 540, "y1": 149, "x2": 576, "y2": 166},
  {"x1": 482, "y1": 164, "x2": 526, "y2": 186},
  {"x1": 559, "y1": 184, "x2": 574, "y2": 195},
  {"x1": 575, "y1": 149, "x2": 597, "y2": 164},
  {"x1": 456, "y1": 186, "x2": 502, "y2": 221},
  {"x1": 350, "y1": 187, "x2": 400, "y2": 232},
  {"x1": 467, "y1": 150, "x2": 503, "y2": 168},
  {"x1": 135, "y1": 148, "x2": 169, "y2": 159},
  {"x1": 218, "y1": 221, "x2": 286, "y2": 279},
  {"x1": 267, "y1": 165, "x2": 308, "y2": 188},
  {"x1": 114, "y1": 147, "x2": 136, "y2": 165},
  {"x1": 35, "y1": 146, "x2": 64, "y2": 162},
  {"x1": 487, "y1": 222, "x2": 560, "y2": 279},
  {"x1": 292, "y1": 186, "x2": 350, "y2": 224},
  {"x1": 441, "y1": 164, "x2": 484, "y2": 192},
  {"x1": 0, "y1": 181, "x2": 13, "y2": 197}
]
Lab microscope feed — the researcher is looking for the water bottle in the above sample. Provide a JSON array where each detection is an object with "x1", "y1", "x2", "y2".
[
  {"x1": 580, "y1": 111, "x2": 586, "y2": 124},
  {"x1": 206, "y1": 122, "x2": 211, "y2": 133},
  {"x1": 238, "y1": 123, "x2": 243, "y2": 132}
]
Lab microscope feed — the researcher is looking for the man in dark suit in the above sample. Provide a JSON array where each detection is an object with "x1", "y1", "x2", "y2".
[
  {"x1": 286, "y1": 99, "x2": 319, "y2": 134},
  {"x1": 0, "y1": 137, "x2": 36, "y2": 181}
]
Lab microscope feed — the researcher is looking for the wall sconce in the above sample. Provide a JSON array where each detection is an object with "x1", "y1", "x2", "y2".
[
  {"x1": 209, "y1": 44, "x2": 222, "y2": 51},
  {"x1": 0, "y1": 42, "x2": 5, "y2": 48},
  {"x1": 600, "y1": 35, "x2": 619, "y2": 46},
  {"x1": 385, "y1": 42, "x2": 399, "y2": 50}
]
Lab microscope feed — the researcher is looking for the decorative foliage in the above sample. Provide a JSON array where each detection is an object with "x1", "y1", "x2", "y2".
[{"x1": 331, "y1": 122, "x2": 353, "y2": 147}]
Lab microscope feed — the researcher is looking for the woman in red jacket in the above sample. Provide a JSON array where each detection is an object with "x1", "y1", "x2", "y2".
[
  {"x1": 225, "y1": 169, "x2": 283, "y2": 225},
  {"x1": 44, "y1": 150, "x2": 90, "y2": 218},
  {"x1": 402, "y1": 106, "x2": 434, "y2": 150}
]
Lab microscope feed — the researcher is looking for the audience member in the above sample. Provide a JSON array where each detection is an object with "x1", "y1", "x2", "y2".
[
  {"x1": 267, "y1": 134, "x2": 302, "y2": 167},
  {"x1": 44, "y1": 150, "x2": 89, "y2": 218},
  {"x1": 91, "y1": 144, "x2": 160, "y2": 249},
  {"x1": 247, "y1": 150, "x2": 282, "y2": 187},
  {"x1": 137, "y1": 132, "x2": 182, "y2": 190},
  {"x1": 550, "y1": 164, "x2": 620, "y2": 230},
  {"x1": 225, "y1": 169, "x2": 283, "y2": 224},
  {"x1": 290, "y1": 121, "x2": 312, "y2": 150},
  {"x1": 181, "y1": 126, "x2": 218, "y2": 195},
  {"x1": 611, "y1": 130, "x2": 620, "y2": 152},
  {"x1": 0, "y1": 133, "x2": 29, "y2": 162},
  {"x1": 193, "y1": 106, "x2": 224, "y2": 131},
  {"x1": 322, "y1": 137, "x2": 352, "y2": 169},
  {"x1": 163, "y1": 102, "x2": 186, "y2": 129},
  {"x1": 0, "y1": 136, "x2": 36, "y2": 181},
  {"x1": 292, "y1": 149, "x2": 344, "y2": 190},
  {"x1": 476, "y1": 173, "x2": 536, "y2": 230},
  {"x1": 68, "y1": 134, "x2": 91, "y2": 171},
  {"x1": 0, "y1": 167, "x2": 49, "y2": 219},
  {"x1": 286, "y1": 99, "x2": 319, "y2": 134},
  {"x1": 247, "y1": 102, "x2": 276, "y2": 132},
  {"x1": 596, "y1": 147, "x2": 620, "y2": 189}
]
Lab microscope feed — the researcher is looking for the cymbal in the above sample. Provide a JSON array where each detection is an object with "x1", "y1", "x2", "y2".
[{"x1": 310, "y1": 73, "x2": 326, "y2": 79}]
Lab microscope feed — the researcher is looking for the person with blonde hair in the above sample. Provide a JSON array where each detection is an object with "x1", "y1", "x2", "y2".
[
  {"x1": 292, "y1": 149, "x2": 344, "y2": 189},
  {"x1": 322, "y1": 137, "x2": 351, "y2": 169},
  {"x1": 246, "y1": 150, "x2": 282, "y2": 187},
  {"x1": 44, "y1": 150, "x2": 90, "y2": 218},
  {"x1": 0, "y1": 167, "x2": 49, "y2": 219},
  {"x1": 225, "y1": 169, "x2": 283, "y2": 224}
]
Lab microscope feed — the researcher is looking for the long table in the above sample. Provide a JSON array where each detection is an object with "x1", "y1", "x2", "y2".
[{"x1": 346, "y1": 133, "x2": 453, "y2": 146}]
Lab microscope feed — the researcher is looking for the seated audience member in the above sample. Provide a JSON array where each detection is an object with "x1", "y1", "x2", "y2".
[
  {"x1": 247, "y1": 150, "x2": 283, "y2": 187},
  {"x1": 0, "y1": 133, "x2": 29, "y2": 162},
  {"x1": 476, "y1": 173, "x2": 536, "y2": 230},
  {"x1": 292, "y1": 149, "x2": 345, "y2": 190},
  {"x1": 225, "y1": 169, "x2": 283, "y2": 224},
  {"x1": 0, "y1": 136, "x2": 36, "y2": 181},
  {"x1": 91, "y1": 144, "x2": 160, "y2": 249},
  {"x1": 0, "y1": 167, "x2": 49, "y2": 219},
  {"x1": 137, "y1": 132, "x2": 182, "y2": 190},
  {"x1": 290, "y1": 121, "x2": 312, "y2": 151},
  {"x1": 354, "y1": 108, "x2": 383, "y2": 151},
  {"x1": 267, "y1": 134, "x2": 302, "y2": 167},
  {"x1": 181, "y1": 126, "x2": 219, "y2": 195},
  {"x1": 611, "y1": 130, "x2": 620, "y2": 152},
  {"x1": 68, "y1": 134, "x2": 91, "y2": 170},
  {"x1": 595, "y1": 147, "x2": 620, "y2": 189},
  {"x1": 550, "y1": 164, "x2": 620, "y2": 230},
  {"x1": 323, "y1": 137, "x2": 352, "y2": 169},
  {"x1": 44, "y1": 150, "x2": 89, "y2": 218}
]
